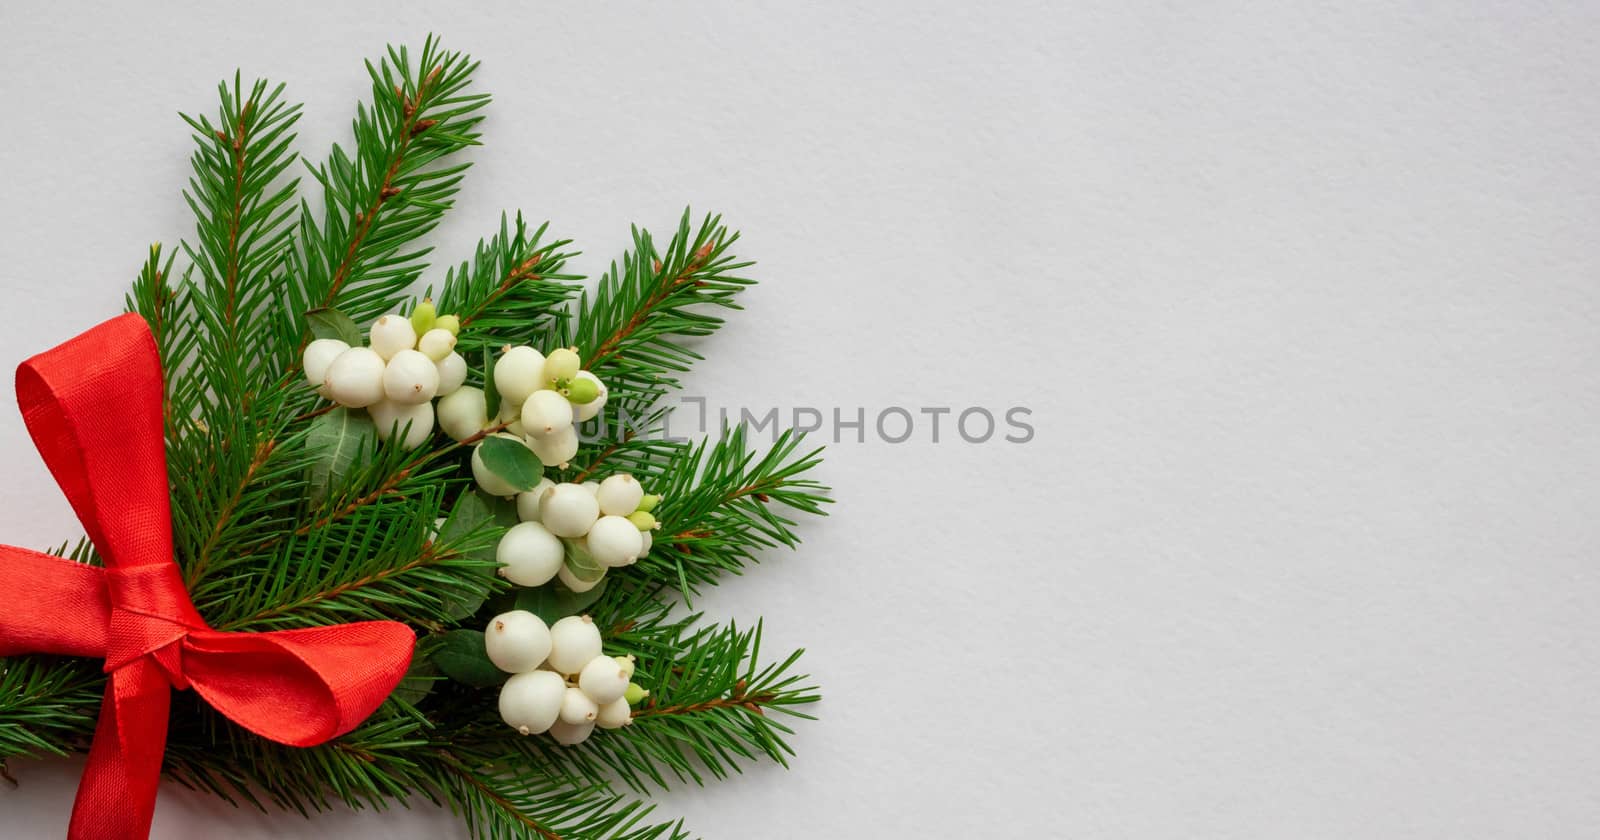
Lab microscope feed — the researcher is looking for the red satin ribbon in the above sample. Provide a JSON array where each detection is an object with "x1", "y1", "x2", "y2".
[{"x1": 0, "y1": 314, "x2": 416, "y2": 839}]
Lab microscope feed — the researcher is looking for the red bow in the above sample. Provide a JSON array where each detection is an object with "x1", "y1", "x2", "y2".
[{"x1": 0, "y1": 315, "x2": 415, "y2": 839}]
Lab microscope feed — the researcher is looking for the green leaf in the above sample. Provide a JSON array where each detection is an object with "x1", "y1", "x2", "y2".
[
  {"x1": 305, "y1": 408, "x2": 376, "y2": 503},
  {"x1": 477, "y1": 435, "x2": 542, "y2": 492},
  {"x1": 429, "y1": 629, "x2": 506, "y2": 687},
  {"x1": 306, "y1": 306, "x2": 363, "y2": 345},
  {"x1": 515, "y1": 577, "x2": 609, "y2": 625},
  {"x1": 482, "y1": 344, "x2": 500, "y2": 418},
  {"x1": 563, "y1": 537, "x2": 605, "y2": 583},
  {"x1": 392, "y1": 653, "x2": 439, "y2": 707},
  {"x1": 435, "y1": 491, "x2": 504, "y2": 621}
]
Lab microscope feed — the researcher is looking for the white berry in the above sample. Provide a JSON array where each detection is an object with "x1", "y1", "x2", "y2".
[
  {"x1": 497, "y1": 521, "x2": 564, "y2": 587},
  {"x1": 473, "y1": 434, "x2": 534, "y2": 497},
  {"x1": 572, "y1": 371, "x2": 608, "y2": 422},
  {"x1": 368, "y1": 314, "x2": 417, "y2": 360},
  {"x1": 560, "y1": 686, "x2": 599, "y2": 725},
  {"x1": 521, "y1": 390, "x2": 574, "y2": 438},
  {"x1": 417, "y1": 328, "x2": 457, "y2": 362},
  {"x1": 434, "y1": 352, "x2": 468, "y2": 397},
  {"x1": 586, "y1": 515, "x2": 643, "y2": 568},
  {"x1": 530, "y1": 426, "x2": 580, "y2": 468},
  {"x1": 517, "y1": 478, "x2": 556, "y2": 522},
  {"x1": 595, "y1": 474, "x2": 643, "y2": 516},
  {"x1": 542, "y1": 347, "x2": 581, "y2": 386},
  {"x1": 637, "y1": 529, "x2": 653, "y2": 557},
  {"x1": 540, "y1": 483, "x2": 600, "y2": 538},
  {"x1": 557, "y1": 562, "x2": 604, "y2": 593},
  {"x1": 484, "y1": 610, "x2": 552, "y2": 674},
  {"x1": 581, "y1": 481, "x2": 601, "y2": 496},
  {"x1": 499, "y1": 670, "x2": 565, "y2": 735},
  {"x1": 303, "y1": 338, "x2": 349, "y2": 390},
  {"x1": 369, "y1": 400, "x2": 434, "y2": 448},
  {"x1": 437, "y1": 386, "x2": 488, "y2": 441},
  {"x1": 546, "y1": 615, "x2": 603, "y2": 675},
  {"x1": 595, "y1": 696, "x2": 632, "y2": 729},
  {"x1": 382, "y1": 349, "x2": 440, "y2": 404},
  {"x1": 323, "y1": 346, "x2": 387, "y2": 408},
  {"x1": 494, "y1": 346, "x2": 545, "y2": 407},
  {"x1": 548, "y1": 718, "x2": 594, "y2": 746},
  {"x1": 577, "y1": 654, "x2": 629, "y2": 705}
]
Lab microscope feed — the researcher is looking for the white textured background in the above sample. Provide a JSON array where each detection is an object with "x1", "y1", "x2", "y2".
[{"x1": 2, "y1": 2, "x2": 1599, "y2": 838}]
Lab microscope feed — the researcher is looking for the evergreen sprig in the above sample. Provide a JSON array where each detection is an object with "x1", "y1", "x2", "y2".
[{"x1": 0, "y1": 37, "x2": 829, "y2": 839}]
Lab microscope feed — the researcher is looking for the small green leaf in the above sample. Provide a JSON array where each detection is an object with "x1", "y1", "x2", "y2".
[
  {"x1": 429, "y1": 629, "x2": 506, "y2": 687},
  {"x1": 563, "y1": 537, "x2": 605, "y2": 583},
  {"x1": 514, "y1": 577, "x2": 609, "y2": 625},
  {"x1": 435, "y1": 491, "x2": 506, "y2": 621},
  {"x1": 306, "y1": 408, "x2": 376, "y2": 503},
  {"x1": 478, "y1": 435, "x2": 542, "y2": 492},
  {"x1": 482, "y1": 345, "x2": 500, "y2": 418},
  {"x1": 306, "y1": 307, "x2": 363, "y2": 345},
  {"x1": 392, "y1": 654, "x2": 439, "y2": 707}
]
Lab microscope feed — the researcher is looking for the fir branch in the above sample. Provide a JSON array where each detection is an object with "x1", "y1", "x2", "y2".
[
  {"x1": 434, "y1": 749, "x2": 692, "y2": 840},
  {"x1": 433, "y1": 213, "x2": 582, "y2": 352},
  {"x1": 568, "y1": 210, "x2": 753, "y2": 417},
  {"x1": 0, "y1": 656, "x2": 102, "y2": 767},
  {"x1": 633, "y1": 425, "x2": 830, "y2": 592}
]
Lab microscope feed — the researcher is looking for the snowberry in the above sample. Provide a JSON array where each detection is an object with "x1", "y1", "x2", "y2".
[
  {"x1": 434, "y1": 352, "x2": 468, "y2": 397},
  {"x1": 626, "y1": 510, "x2": 657, "y2": 532},
  {"x1": 577, "y1": 654, "x2": 630, "y2": 705},
  {"x1": 323, "y1": 346, "x2": 387, "y2": 407},
  {"x1": 417, "y1": 328, "x2": 456, "y2": 362},
  {"x1": 437, "y1": 386, "x2": 488, "y2": 441},
  {"x1": 473, "y1": 433, "x2": 533, "y2": 497},
  {"x1": 382, "y1": 349, "x2": 440, "y2": 404},
  {"x1": 560, "y1": 686, "x2": 599, "y2": 725},
  {"x1": 615, "y1": 655, "x2": 636, "y2": 680},
  {"x1": 572, "y1": 371, "x2": 608, "y2": 422},
  {"x1": 595, "y1": 696, "x2": 632, "y2": 729},
  {"x1": 303, "y1": 338, "x2": 349, "y2": 390},
  {"x1": 586, "y1": 515, "x2": 643, "y2": 568},
  {"x1": 434, "y1": 314, "x2": 461, "y2": 336},
  {"x1": 499, "y1": 670, "x2": 566, "y2": 735},
  {"x1": 521, "y1": 390, "x2": 573, "y2": 438},
  {"x1": 546, "y1": 615, "x2": 603, "y2": 675},
  {"x1": 595, "y1": 474, "x2": 643, "y2": 516},
  {"x1": 369, "y1": 400, "x2": 434, "y2": 448},
  {"x1": 495, "y1": 346, "x2": 545, "y2": 407},
  {"x1": 530, "y1": 426, "x2": 580, "y2": 468},
  {"x1": 484, "y1": 610, "x2": 552, "y2": 674},
  {"x1": 517, "y1": 478, "x2": 556, "y2": 522},
  {"x1": 542, "y1": 347, "x2": 581, "y2": 387},
  {"x1": 623, "y1": 682, "x2": 649, "y2": 705},
  {"x1": 540, "y1": 483, "x2": 600, "y2": 538},
  {"x1": 369, "y1": 314, "x2": 417, "y2": 360},
  {"x1": 556, "y1": 562, "x2": 603, "y2": 593},
  {"x1": 637, "y1": 529, "x2": 653, "y2": 557},
  {"x1": 497, "y1": 521, "x2": 564, "y2": 587},
  {"x1": 547, "y1": 718, "x2": 594, "y2": 746}
]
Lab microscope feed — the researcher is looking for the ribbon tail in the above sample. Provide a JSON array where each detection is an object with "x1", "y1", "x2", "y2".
[
  {"x1": 68, "y1": 661, "x2": 170, "y2": 840},
  {"x1": 0, "y1": 546, "x2": 109, "y2": 658}
]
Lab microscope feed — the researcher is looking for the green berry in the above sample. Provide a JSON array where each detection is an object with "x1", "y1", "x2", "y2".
[
  {"x1": 543, "y1": 347, "x2": 581, "y2": 385},
  {"x1": 635, "y1": 494, "x2": 662, "y2": 514},
  {"x1": 624, "y1": 682, "x2": 649, "y2": 705},
  {"x1": 562, "y1": 375, "x2": 600, "y2": 405},
  {"x1": 434, "y1": 314, "x2": 461, "y2": 336},
  {"x1": 410, "y1": 299, "x2": 437, "y2": 335},
  {"x1": 626, "y1": 510, "x2": 657, "y2": 531}
]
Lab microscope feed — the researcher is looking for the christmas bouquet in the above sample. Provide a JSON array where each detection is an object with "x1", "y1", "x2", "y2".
[{"x1": 0, "y1": 38, "x2": 827, "y2": 839}]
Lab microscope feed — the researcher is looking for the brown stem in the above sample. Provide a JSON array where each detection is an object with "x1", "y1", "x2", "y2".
[
  {"x1": 458, "y1": 253, "x2": 544, "y2": 329},
  {"x1": 185, "y1": 438, "x2": 276, "y2": 588},
  {"x1": 222, "y1": 542, "x2": 445, "y2": 629}
]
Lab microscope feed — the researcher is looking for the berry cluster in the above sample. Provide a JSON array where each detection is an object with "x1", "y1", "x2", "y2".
[
  {"x1": 492, "y1": 474, "x2": 661, "y2": 592},
  {"x1": 302, "y1": 302, "x2": 469, "y2": 447},
  {"x1": 486, "y1": 611, "x2": 648, "y2": 745},
  {"x1": 437, "y1": 344, "x2": 610, "y2": 468}
]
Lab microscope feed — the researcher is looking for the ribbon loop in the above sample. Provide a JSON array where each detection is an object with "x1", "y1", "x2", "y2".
[{"x1": 0, "y1": 315, "x2": 416, "y2": 840}]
